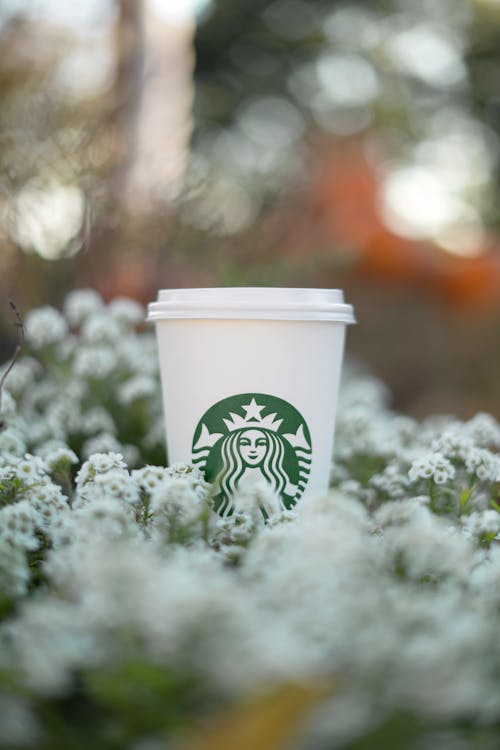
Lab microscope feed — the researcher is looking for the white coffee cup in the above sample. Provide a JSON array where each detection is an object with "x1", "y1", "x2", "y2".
[{"x1": 147, "y1": 288, "x2": 355, "y2": 514}]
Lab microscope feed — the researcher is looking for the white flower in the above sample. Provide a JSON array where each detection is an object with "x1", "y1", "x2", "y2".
[
  {"x1": 0, "y1": 389, "x2": 16, "y2": 419},
  {"x1": 266, "y1": 509, "x2": 298, "y2": 527},
  {"x1": 75, "y1": 452, "x2": 127, "y2": 488},
  {"x1": 408, "y1": 452, "x2": 455, "y2": 484},
  {"x1": 0, "y1": 357, "x2": 40, "y2": 396},
  {"x1": 90, "y1": 452, "x2": 127, "y2": 474},
  {"x1": 465, "y1": 412, "x2": 500, "y2": 449},
  {"x1": 27, "y1": 483, "x2": 69, "y2": 526},
  {"x1": 44, "y1": 448, "x2": 79, "y2": 473},
  {"x1": 45, "y1": 511, "x2": 77, "y2": 549},
  {"x1": 431, "y1": 426, "x2": 475, "y2": 461},
  {"x1": 465, "y1": 448, "x2": 500, "y2": 482},
  {"x1": 230, "y1": 476, "x2": 284, "y2": 519},
  {"x1": 80, "y1": 407, "x2": 116, "y2": 437},
  {"x1": 82, "y1": 434, "x2": 123, "y2": 460},
  {"x1": 165, "y1": 463, "x2": 211, "y2": 500},
  {"x1": 115, "y1": 335, "x2": 159, "y2": 376},
  {"x1": 461, "y1": 510, "x2": 500, "y2": 540},
  {"x1": 73, "y1": 346, "x2": 116, "y2": 378},
  {"x1": 25, "y1": 306, "x2": 68, "y2": 348},
  {"x1": 35, "y1": 439, "x2": 73, "y2": 459},
  {"x1": 93, "y1": 470, "x2": 140, "y2": 506},
  {"x1": 108, "y1": 297, "x2": 145, "y2": 326},
  {"x1": 0, "y1": 466, "x2": 16, "y2": 480},
  {"x1": 216, "y1": 512, "x2": 255, "y2": 544},
  {"x1": 120, "y1": 444, "x2": 141, "y2": 469},
  {"x1": 150, "y1": 477, "x2": 208, "y2": 527},
  {"x1": 132, "y1": 465, "x2": 170, "y2": 492},
  {"x1": 75, "y1": 498, "x2": 137, "y2": 539},
  {"x1": 0, "y1": 501, "x2": 40, "y2": 550},
  {"x1": 118, "y1": 375, "x2": 157, "y2": 405},
  {"x1": 0, "y1": 542, "x2": 31, "y2": 596},
  {"x1": 63, "y1": 288, "x2": 104, "y2": 327},
  {"x1": 56, "y1": 335, "x2": 78, "y2": 362},
  {"x1": 370, "y1": 461, "x2": 410, "y2": 499},
  {"x1": 0, "y1": 427, "x2": 26, "y2": 457},
  {"x1": 373, "y1": 497, "x2": 431, "y2": 529},
  {"x1": 81, "y1": 312, "x2": 122, "y2": 344},
  {"x1": 14, "y1": 454, "x2": 47, "y2": 483}
]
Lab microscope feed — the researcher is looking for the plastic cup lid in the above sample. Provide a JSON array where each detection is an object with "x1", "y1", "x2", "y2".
[{"x1": 147, "y1": 288, "x2": 355, "y2": 323}]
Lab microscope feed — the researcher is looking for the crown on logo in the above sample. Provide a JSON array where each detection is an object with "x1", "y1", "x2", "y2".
[{"x1": 223, "y1": 398, "x2": 283, "y2": 433}]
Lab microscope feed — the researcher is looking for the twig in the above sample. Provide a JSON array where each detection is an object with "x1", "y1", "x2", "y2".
[{"x1": 0, "y1": 300, "x2": 25, "y2": 429}]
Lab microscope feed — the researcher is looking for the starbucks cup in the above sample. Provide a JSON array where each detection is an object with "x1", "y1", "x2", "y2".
[{"x1": 147, "y1": 288, "x2": 355, "y2": 514}]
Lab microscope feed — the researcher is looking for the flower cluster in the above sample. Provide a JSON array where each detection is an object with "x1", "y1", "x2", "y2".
[{"x1": 0, "y1": 293, "x2": 499, "y2": 749}]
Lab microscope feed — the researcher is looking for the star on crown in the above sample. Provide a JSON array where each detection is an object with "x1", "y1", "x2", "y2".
[{"x1": 223, "y1": 397, "x2": 283, "y2": 433}]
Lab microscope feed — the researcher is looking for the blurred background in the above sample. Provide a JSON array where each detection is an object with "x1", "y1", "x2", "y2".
[{"x1": 1, "y1": 0, "x2": 500, "y2": 418}]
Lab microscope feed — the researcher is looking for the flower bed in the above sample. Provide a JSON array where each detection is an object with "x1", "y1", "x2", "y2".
[{"x1": 0, "y1": 290, "x2": 499, "y2": 749}]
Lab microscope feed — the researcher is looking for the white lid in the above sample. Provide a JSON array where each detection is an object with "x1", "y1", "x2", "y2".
[{"x1": 147, "y1": 288, "x2": 355, "y2": 323}]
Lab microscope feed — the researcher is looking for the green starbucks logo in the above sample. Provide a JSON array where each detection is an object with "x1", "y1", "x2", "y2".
[{"x1": 192, "y1": 393, "x2": 312, "y2": 515}]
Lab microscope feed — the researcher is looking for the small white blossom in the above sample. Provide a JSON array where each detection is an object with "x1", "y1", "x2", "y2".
[
  {"x1": 108, "y1": 297, "x2": 145, "y2": 326},
  {"x1": 14, "y1": 454, "x2": 47, "y2": 483},
  {"x1": 0, "y1": 357, "x2": 41, "y2": 397},
  {"x1": 27, "y1": 483, "x2": 69, "y2": 527},
  {"x1": 461, "y1": 510, "x2": 500, "y2": 541},
  {"x1": 231, "y1": 478, "x2": 285, "y2": 519},
  {"x1": 35, "y1": 439, "x2": 73, "y2": 460},
  {"x1": 45, "y1": 448, "x2": 79, "y2": 473},
  {"x1": 0, "y1": 427, "x2": 26, "y2": 458},
  {"x1": 25, "y1": 306, "x2": 68, "y2": 349},
  {"x1": 0, "y1": 389, "x2": 15, "y2": 419},
  {"x1": 63, "y1": 289, "x2": 104, "y2": 326},
  {"x1": 75, "y1": 452, "x2": 127, "y2": 488},
  {"x1": 408, "y1": 452, "x2": 455, "y2": 484},
  {"x1": 465, "y1": 448, "x2": 500, "y2": 482},
  {"x1": 132, "y1": 465, "x2": 170, "y2": 492},
  {"x1": 119, "y1": 444, "x2": 141, "y2": 469},
  {"x1": 216, "y1": 512, "x2": 255, "y2": 545},
  {"x1": 92, "y1": 470, "x2": 140, "y2": 505},
  {"x1": 370, "y1": 461, "x2": 411, "y2": 499},
  {"x1": 266, "y1": 509, "x2": 298, "y2": 527},
  {"x1": 73, "y1": 346, "x2": 116, "y2": 379},
  {"x1": 56, "y1": 334, "x2": 78, "y2": 362},
  {"x1": 75, "y1": 498, "x2": 137, "y2": 540},
  {"x1": 116, "y1": 335, "x2": 158, "y2": 376},
  {"x1": 45, "y1": 511, "x2": 77, "y2": 548},
  {"x1": 80, "y1": 407, "x2": 116, "y2": 437},
  {"x1": 0, "y1": 501, "x2": 40, "y2": 550},
  {"x1": 118, "y1": 375, "x2": 157, "y2": 405},
  {"x1": 465, "y1": 413, "x2": 500, "y2": 449},
  {"x1": 431, "y1": 426, "x2": 475, "y2": 461},
  {"x1": 165, "y1": 463, "x2": 211, "y2": 500},
  {"x1": 82, "y1": 434, "x2": 123, "y2": 459},
  {"x1": 81, "y1": 312, "x2": 122, "y2": 344},
  {"x1": 0, "y1": 542, "x2": 31, "y2": 596},
  {"x1": 150, "y1": 477, "x2": 208, "y2": 527}
]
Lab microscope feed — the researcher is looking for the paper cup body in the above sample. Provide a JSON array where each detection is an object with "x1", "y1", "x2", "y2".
[{"x1": 148, "y1": 288, "x2": 355, "y2": 507}]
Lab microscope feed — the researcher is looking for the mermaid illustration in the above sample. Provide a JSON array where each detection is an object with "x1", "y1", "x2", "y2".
[{"x1": 192, "y1": 395, "x2": 312, "y2": 516}]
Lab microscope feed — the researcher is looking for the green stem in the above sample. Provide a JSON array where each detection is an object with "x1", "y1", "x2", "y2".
[{"x1": 429, "y1": 478, "x2": 439, "y2": 514}]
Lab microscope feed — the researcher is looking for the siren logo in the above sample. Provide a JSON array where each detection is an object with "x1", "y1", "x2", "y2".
[{"x1": 191, "y1": 393, "x2": 312, "y2": 515}]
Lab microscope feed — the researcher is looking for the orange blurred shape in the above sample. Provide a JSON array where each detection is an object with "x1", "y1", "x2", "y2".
[
  {"x1": 95, "y1": 257, "x2": 156, "y2": 304},
  {"x1": 178, "y1": 681, "x2": 332, "y2": 750},
  {"x1": 357, "y1": 229, "x2": 432, "y2": 284},
  {"x1": 313, "y1": 139, "x2": 380, "y2": 250},
  {"x1": 311, "y1": 137, "x2": 500, "y2": 311},
  {"x1": 432, "y1": 252, "x2": 500, "y2": 311}
]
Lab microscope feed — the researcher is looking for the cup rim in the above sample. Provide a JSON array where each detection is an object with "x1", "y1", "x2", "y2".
[{"x1": 147, "y1": 287, "x2": 355, "y2": 323}]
